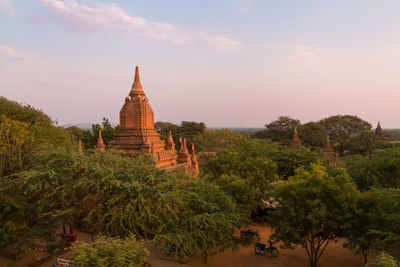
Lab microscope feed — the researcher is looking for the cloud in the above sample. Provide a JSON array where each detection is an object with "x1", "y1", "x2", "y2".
[
  {"x1": 0, "y1": 45, "x2": 36, "y2": 60},
  {"x1": 291, "y1": 46, "x2": 320, "y2": 65},
  {"x1": 41, "y1": 0, "x2": 239, "y2": 51},
  {"x1": 239, "y1": 7, "x2": 250, "y2": 13},
  {"x1": 0, "y1": 0, "x2": 15, "y2": 16},
  {"x1": 206, "y1": 37, "x2": 239, "y2": 51}
]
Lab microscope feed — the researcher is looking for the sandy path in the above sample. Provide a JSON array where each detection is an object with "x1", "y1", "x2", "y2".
[
  {"x1": 1, "y1": 224, "x2": 364, "y2": 267},
  {"x1": 146, "y1": 225, "x2": 364, "y2": 267}
]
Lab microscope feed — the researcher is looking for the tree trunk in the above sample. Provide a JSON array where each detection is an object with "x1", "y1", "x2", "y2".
[{"x1": 203, "y1": 252, "x2": 207, "y2": 264}]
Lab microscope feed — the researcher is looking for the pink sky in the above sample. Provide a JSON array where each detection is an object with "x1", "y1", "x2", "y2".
[{"x1": 1, "y1": 0, "x2": 400, "y2": 128}]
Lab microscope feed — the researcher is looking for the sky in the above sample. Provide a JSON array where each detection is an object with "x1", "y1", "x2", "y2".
[{"x1": 1, "y1": 0, "x2": 400, "y2": 128}]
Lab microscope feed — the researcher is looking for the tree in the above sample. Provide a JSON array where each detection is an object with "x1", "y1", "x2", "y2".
[
  {"x1": 347, "y1": 130, "x2": 376, "y2": 155},
  {"x1": 346, "y1": 148, "x2": 400, "y2": 190},
  {"x1": 365, "y1": 253, "x2": 398, "y2": 267},
  {"x1": 0, "y1": 115, "x2": 30, "y2": 177},
  {"x1": 77, "y1": 118, "x2": 117, "y2": 149},
  {"x1": 203, "y1": 143, "x2": 278, "y2": 216},
  {"x1": 344, "y1": 189, "x2": 400, "y2": 264},
  {"x1": 268, "y1": 164, "x2": 359, "y2": 267},
  {"x1": 297, "y1": 122, "x2": 327, "y2": 148},
  {"x1": 192, "y1": 128, "x2": 243, "y2": 153},
  {"x1": 155, "y1": 121, "x2": 206, "y2": 151},
  {"x1": 253, "y1": 116, "x2": 300, "y2": 145},
  {"x1": 73, "y1": 235, "x2": 149, "y2": 267},
  {"x1": 319, "y1": 115, "x2": 372, "y2": 155},
  {"x1": 268, "y1": 146, "x2": 325, "y2": 179}
]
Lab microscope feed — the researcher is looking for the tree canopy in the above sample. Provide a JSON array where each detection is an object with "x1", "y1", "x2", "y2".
[{"x1": 268, "y1": 164, "x2": 359, "y2": 267}]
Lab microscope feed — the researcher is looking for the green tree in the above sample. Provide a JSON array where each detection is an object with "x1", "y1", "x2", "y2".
[
  {"x1": 345, "y1": 189, "x2": 400, "y2": 264},
  {"x1": 73, "y1": 235, "x2": 149, "y2": 267},
  {"x1": 253, "y1": 116, "x2": 301, "y2": 145},
  {"x1": 365, "y1": 253, "x2": 398, "y2": 267},
  {"x1": 268, "y1": 146, "x2": 325, "y2": 179},
  {"x1": 297, "y1": 122, "x2": 327, "y2": 148},
  {"x1": 0, "y1": 115, "x2": 31, "y2": 177},
  {"x1": 347, "y1": 130, "x2": 376, "y2": 155},
  {"x1": 268, "y1": 164, "x2": 359, "y2": 267},
  {"x1": 346, "y1": 148, "x2": 400, "y2": 190},
  {"x1": 319, "y1": 115, "x2": 372, "y2": 155},
  {"x1": 156, "y1": 121, "x2": 205, "y2": 151},
  {"x1": 193, "y1": 128, "x2": 243, "y2": 153}
]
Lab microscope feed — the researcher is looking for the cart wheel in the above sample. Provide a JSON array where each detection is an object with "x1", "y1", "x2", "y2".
[{"x1": 271, "y1": 248, "x2": 279, "y2": 257}]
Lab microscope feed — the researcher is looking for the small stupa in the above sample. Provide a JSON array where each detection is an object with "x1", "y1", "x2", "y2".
[
  {"x1": 375, "y1": 121, "x2": 386, "y2": 142},
  {"x1": 290, "y1": 127, "x2": 302, "y2": 147},
  {"x1": 97, "y1": 130, "x2": 106, "y2": 152}
]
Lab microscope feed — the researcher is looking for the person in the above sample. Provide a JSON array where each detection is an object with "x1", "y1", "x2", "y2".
[{"x1": 269, "y1": 239, "x2": 273, "y2": 248}]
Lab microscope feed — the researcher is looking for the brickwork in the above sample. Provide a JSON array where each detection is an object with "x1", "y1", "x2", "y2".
[{"x1": 108, "y1": 66, "x2": 198, "y2": 175}]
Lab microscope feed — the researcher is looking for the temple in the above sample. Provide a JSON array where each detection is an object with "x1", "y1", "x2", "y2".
[
  {"x1": 290, "y1": 127, "x2": 302, "y2": 147},
  {"x1": 323, "y1": 135, "x2": 336, "y2": 160},
  {"x1": 107, "y1": 66, "x2": 198, "y2": 176},
  {"x1": 375, "y1": 121, "x2": 387, "y2": 142}
]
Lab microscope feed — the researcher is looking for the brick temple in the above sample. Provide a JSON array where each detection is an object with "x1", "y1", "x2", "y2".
[{"x1": 107, "y1": 66, "x2": 199, "y2": 176}]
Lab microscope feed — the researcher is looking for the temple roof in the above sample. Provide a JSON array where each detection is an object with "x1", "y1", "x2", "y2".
[
  {"x1": 375, "y1": 121, "x2": 386, "y2": 141},
  {"x1": 324, "y1": 135, "x2": 333, "y2": 151},
  {"x1": 130, "y1": 66, "x2": 145, "y2": 97},
  {"x1": 97, "y1": 130, "x2": 106, "y2": 152},
  {"x1": 290, "y1": 127, "x2": 302, "y2": 147}
]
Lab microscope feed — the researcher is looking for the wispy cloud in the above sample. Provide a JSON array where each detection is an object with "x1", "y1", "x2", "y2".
[
  {"x1": 0, "y1": 0, "x2": 15, "y2": 16},
  {"x1": 239, "y1": 7, "x2": 250, "y2": 13},
  {"x1": 291, "y1": 46, "x2": 320, "y2": 65},
  {"x1": 41, "y1": 0, "x2": 239, "y2": 51},
  {"x1": 0, "y1": 45, "x2": 36, "y2": 60},
  {"x1": 206, "y1": 37, "x2": 239, "y2": 51}
]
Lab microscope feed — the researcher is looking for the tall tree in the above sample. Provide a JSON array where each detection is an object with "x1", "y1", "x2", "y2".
[
  {"x1": 254, "y1": 116, "x2": 301, "y2": 145},
  {"x1": 318, "y1": 115, "x2": 372, "y2": 155},
  {"x1": 346, "y1": 148, "x2": 400, "y2": 190},
  {"x1": 344, "y1": 188, "x2": 400, "y2": 264},
  {"x1": 268, "y1": 164, "x2": 358, "y2": 267},
  {"x1": 297, "y1": 122, "x2": 327, "y2": 148}
]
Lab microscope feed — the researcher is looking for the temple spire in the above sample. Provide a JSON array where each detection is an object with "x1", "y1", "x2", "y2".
[
  {"x1": 375, "y1": 121, "x2": 386, "y2": 141},
  {"x1": 78, "y1": 140, "x2": 83, "y2": 155},
  {"x1": 130, "y1": 66, "x2": 144, "y2": 96},
  {"x1": 290, "y1": 127, "x2": 302, "y2": 147},
  {"x1": 324, "y1": 135, "x2": 332, "y2": 151},
  {"x1": 166, "y1": 131, "x2": 175, "y2": 150},
  {"x1": 97, "y1": 130, "x2": 106, "y2": 152},
  {"x1": 191, "y1": 143, "x2": 199, "y2": 177}
]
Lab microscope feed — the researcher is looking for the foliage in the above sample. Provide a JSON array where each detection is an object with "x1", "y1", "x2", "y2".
[
  {"x1": 0, "y1": 115, "x2": 31, "y2": 177},
  {"x1": 297, "y1": 122, "x2": 327, "y2": 148},
  {"x1": 267, "y1": 146, "x2": 325, "y2": 179},
  {"x1": 156, "y1": 121, "x2": 206, "y2": 151},
  {"x1": 347, "y1": 130, "x2": 376, "y2": 155},
  {"x1": 268, "y1": 164, "x2": 359, "y2": 267},
  {"x1": 253, "y1": 116, "x2": 301, "y2": 145},
  {"x1": 203, "y1": 139, "x2": 278, "y2": 216},
  {"x1": 68, "y1": 118, "x2": 117, "y2": 149},
  {"x1": 0, "y1": 96, "x2": 52, "y2": 126},
  {"x1": 319, "y1": 115, "x2": 372, "y2": 155},
  {"x1": 344, "y1": 188, "x2": 400, "y2": 264},
  {"x1": 73, "y1": 235, "x2": 148, "y2": 267},
  {"x1": 346, "y1": 148, "x2": 400, "y2": 190},
  {"x1": 365, "y1": 253, "x2": 399, "y2": 267},
  {"x1": 7, "y1": 148, "x2": 246, "y2": 262},
  {"x1": 192, "y1": 128, "x2": 244, "y2": 153}
]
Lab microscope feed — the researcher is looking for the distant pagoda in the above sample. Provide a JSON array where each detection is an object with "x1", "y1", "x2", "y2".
[
  {"x1": 107, "y1": 66, "x2": 198, "y2": 175},
  {"x1": 323, "y1": 135, "x2": 336, "y2": 160},
  {"x1": 375, "y1": 121, "x2": 387, "y2": 142},
  {"x1": 290, "y1": 127, "x2": 302, "y2": 147}
]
